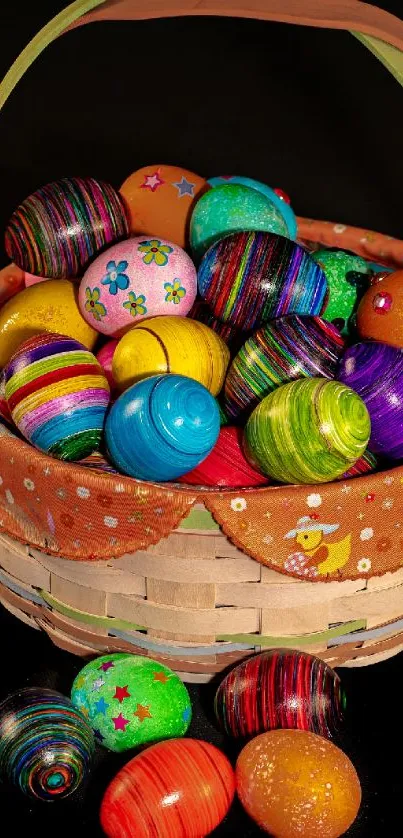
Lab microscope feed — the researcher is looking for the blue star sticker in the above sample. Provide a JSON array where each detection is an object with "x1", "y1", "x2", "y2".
[
  {"x1": 172, "y1": 176, "x2": 195, "y2": 198},
  {"x1": 182, "y1": 706, "x2": 191, "y2": 723},
  {"x1": 93, "y1": 728, "x2": 105, "y2": 742},
  {"x1": 94, "y1": 696, "x2": 109, "y2": 716}
]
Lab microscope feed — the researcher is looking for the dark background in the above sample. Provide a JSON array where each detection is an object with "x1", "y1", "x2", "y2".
[{"x1": 0, "y1": 1, "x2": 403, "y2": 835}]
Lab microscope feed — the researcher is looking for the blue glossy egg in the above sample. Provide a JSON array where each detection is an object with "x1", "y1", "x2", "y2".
[
  {"x1": 105, "y1": 374, "x2": 220, "y2": 481},
  {"x1": 207, "y1": 175, "x2": 297, "y2": 239}
]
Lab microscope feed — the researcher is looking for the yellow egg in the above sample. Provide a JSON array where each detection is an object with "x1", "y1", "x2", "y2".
[
  {"x1": 0, "y1": 280, "x2": 97, "y2": 367},
  {"x1": 113, "y1": 316, "x2": 230, "y2": 396}
]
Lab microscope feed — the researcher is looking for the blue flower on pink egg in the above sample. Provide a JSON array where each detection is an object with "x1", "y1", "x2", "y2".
[{"x1": 101, "y1": 260, "x2": 130, "y2": 295}]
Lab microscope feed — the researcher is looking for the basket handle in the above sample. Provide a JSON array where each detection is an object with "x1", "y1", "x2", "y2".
[{"x1": 1, "y1": 0, "x2": 403, "y2": 114}]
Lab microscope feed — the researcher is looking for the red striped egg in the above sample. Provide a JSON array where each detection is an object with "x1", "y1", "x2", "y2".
[
  {"x1": 100, "y1": 738, "x2": 235, "y2": 838},
  {"x1": 214, "y1": 649, "x2": 345, "y2": 740}
]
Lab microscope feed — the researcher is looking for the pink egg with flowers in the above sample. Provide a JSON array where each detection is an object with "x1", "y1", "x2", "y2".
[{"x1": 78, "y1": 237, "x2": 197, "y2": 337}]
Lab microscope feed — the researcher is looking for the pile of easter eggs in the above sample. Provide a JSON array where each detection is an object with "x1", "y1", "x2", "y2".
[
  {"x1": 1, "y1": 162, "x2": 402, "y2": 487},
  {"x1": 0, "y1": 646, "x2": 362, "y2": 837}
]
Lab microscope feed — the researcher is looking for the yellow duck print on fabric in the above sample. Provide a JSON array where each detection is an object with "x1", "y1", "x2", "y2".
[{"x1": 284, "y1": 516, "x2": 352, "y2": 577}]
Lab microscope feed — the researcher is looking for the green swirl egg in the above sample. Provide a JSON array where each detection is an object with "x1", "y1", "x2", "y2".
[{"x1": 244, "y1": 378, "x2": 371, "y2": 484}]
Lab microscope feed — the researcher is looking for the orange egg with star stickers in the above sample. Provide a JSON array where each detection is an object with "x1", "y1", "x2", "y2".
[
  {"x1": 357, "y1": 269, "x2": 403, "y2": 348},
  {"x1": 119, "y1": 164, "x2": 207, "y2": 248}
]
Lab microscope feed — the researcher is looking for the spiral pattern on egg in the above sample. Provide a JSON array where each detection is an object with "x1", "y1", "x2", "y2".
[
  {"x1": 338, "y1": 340, "x2": 403, "y2": 459},
  {"x1": 105, "y1": 374, "x2": 220, "y2": 481},
  {"x1": 5, "y1": 177, "x2": 129, "y2": 278},
  {"x1": 224, "y1": 315, "x2": 344, "y2": 421},
  {"x1": 0, "y1": 688, "x2": 94, "y2": 801},
  {"x1": 244, "y1": 378, "x2": 371, "y2": 483},
  {"x1": 197, "y1": 231, "x2": 328, "y2": 331}
]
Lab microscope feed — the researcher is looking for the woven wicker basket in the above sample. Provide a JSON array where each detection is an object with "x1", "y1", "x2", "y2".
[{"x1": 1, "y1": 0, "x2": 403, "y2": 682}]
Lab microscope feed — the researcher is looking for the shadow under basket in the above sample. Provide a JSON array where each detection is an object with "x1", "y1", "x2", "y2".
[{"x1": 1, "y1": 0, "x2": 403, "y2": 681}]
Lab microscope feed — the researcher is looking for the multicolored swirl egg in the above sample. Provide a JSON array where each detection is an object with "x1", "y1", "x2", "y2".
[
  {"x1": 105, "y1": 374, "x2": 220, "y2": 481},
  {"x1": 244, "y1": 378, "x2": 371, "y2": 483},
  {"x1": 112, "y1": 315, "x2": 230, "y2": 395},
  {"x1": 4, "y1": 333, "x2": 110, "y2": 460},
  {"x1": 190, "y1": 183, "x2": 289, "y2": 261},
  {"x1": 5, "y1": 177, "x2": 129, "y2": 278},
  {"x1": 214, "y1": 649, "x2": 345, "y2": 740},
  {"x1": 71, "y1": 654, "x2": 191, "y2": 753},
  {"x1": 224, "y1": 315, "x2": 344, "y2": 422},
  {"x1": 79, "y1": 236, "x2": 197, "y2": 337},
  {"x1": 312, "y1": 248, "x2": 370, "y2": 336},
  {"x1": 197, "y1": 231, "x2": 327, "y2": 331},
  {"x1": 338, "y1": 341, "x2": 403, "y2": 459},
  {"x1": 100, "y1": 738, "x2": 235, "y2": 838},
  {"x1": 0, "y1": 688, "x2": 94, "y2": 801}
]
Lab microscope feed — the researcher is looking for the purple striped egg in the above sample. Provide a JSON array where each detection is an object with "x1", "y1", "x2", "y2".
[{"x1": 338, "y1": 341, "x2": 403, "y2": 459}]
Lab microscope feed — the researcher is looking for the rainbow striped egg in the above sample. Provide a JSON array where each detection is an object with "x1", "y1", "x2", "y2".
[
  {"x1": 4, "y1": 333, "x2": 110, "y2": 460},
  {"x1": 5, "y1": 176, "x2": 129, "y2": 278}
]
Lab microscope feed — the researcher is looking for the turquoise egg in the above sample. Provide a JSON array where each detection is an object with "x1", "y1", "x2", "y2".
[
  {"x1": 207, "y1": 175, "x2": 297, "y2": 239},
  {"x1": 105, "y1": 373, "x2": 220, "y2": 481},
  {"x1": 190, "y1": 184, "x2": 288, "y2": 262}
]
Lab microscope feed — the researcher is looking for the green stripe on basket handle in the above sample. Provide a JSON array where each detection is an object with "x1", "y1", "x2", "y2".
[
  {"x1": 38, "y1": 586, "x2": 365, "y2": 646},
  {"x1": 2, "y1": 0, "x2": 403, "y2": 113}
]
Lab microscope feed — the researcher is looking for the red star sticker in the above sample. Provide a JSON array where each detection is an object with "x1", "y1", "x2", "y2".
[
  {"x1": 309, "y1": 513, "x2": 319, "y2": 520},
  {"x1": 99, "y1": 661, "x2": 114, "y2": 672},
  {"x1": 133, "y1": 704, "x2": 152, "y2": 722},
  {"x1": 112, "y1": 713, "x2": 130, "y2": 731},
  {"x1": 113, "y1": 685, "x2": 131, "y2": 703},
  {"x1": 140, "y1": 171, "x2": 164, "y2": 192},
  {"x1": 153, "y1": 671, "x2": 169, "y2": 683}
]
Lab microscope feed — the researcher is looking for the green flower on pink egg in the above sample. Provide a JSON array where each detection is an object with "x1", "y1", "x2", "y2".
[
  {"x1": 138, "y1": 239, "x2": 173, "y2": 266},
  {"x1": 164, "y1": 279, "x2": 186, "y2": 305},
  {"x1": 84, "y1": 287, "x2": 107, "y2": 321},
  {"x1": 123, "y1": 292, "x2": 147, "y2": 317}
]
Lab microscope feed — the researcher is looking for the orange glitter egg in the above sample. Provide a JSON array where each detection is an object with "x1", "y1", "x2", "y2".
[
  {"x1": 119, "y1": 164, "x2": 207, "y2": 248},
  {"x1": 236, "y1": 730, "x2": 361, "y2": 838},
  {"x1": 357, "y1": 269, "x2": 403, "y2": 348}
]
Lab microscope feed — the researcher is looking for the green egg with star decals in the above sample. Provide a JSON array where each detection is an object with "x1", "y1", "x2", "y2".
[{"x1": 71, "y1": 653, "x2": 192, "y2": 752}]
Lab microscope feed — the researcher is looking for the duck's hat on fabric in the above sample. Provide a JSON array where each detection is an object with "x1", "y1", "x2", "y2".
[{"x1": 284, "y1": 516, "x2": 340, "y2": 539}]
